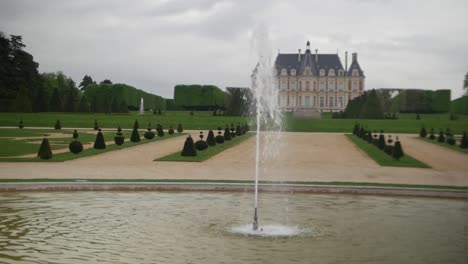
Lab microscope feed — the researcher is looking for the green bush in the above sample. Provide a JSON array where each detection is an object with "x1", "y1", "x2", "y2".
[
  {"x1": 230, "y1": 124, "x2": 236, "y2": 138},
  {"x1": 18, "y1": 120, "x2": 24, "y2": 129},
  {"x1": 156, "y1": 124, "x2": 164, "y2": 137},
  {"x1": 114, "y1": 126, "x2": 124, "y2": 145},
  {"x1": 378, "y1": 133, "x2": 386, "y2": 150},
  {"x1": 419, "y1": 126, "x2": 427, "y2": 138},
  {"x1": 451, "y1": 96, "x2": 468, "y2": 114},
  {"x1": 195, "y1": 132, "x2": 209, "y2": 151},
  {"x1": 133, "y1": 120, "x2": 139, "y2": 130},
  {"x1": 207, "y1": 130, "x2": 216, "y2": 146},
  {"x1": 174, "y1": 84, "x2": 226, "y2": 110},
  {"x1": 94, "y1": 120, "x2": 99, "y2": 130},
  {"x1": 460, "y1": 131, "x2": 468, "y2": 149},
  {"x1": 447, "y1": 134, "x2": 456, "y2": 145},
  {"x1": 437, "y1": 130, "x2": 445, "y2": 143},
  {"x1": 366, "y1": 130, "x2": 372, "y2": 143},
  {"x1": 215, "y1": 129, "x2": 225, "y2": 144},
  {"x1": 144, "y1": 124, "x2": 155, "y2": 140},
  {"x1": 392, "y1": 137, "x2": 404, "y2": 160},
  {"x1": 177, "y1": 124, "x2": 183, "y2": 133},
  {"x1": 54, "y1": 120, "x2": 61, "y2": 130},
  {"x1": 94, "y1": 129, "x2": 106, "y2": 149},
  {"x1": 37, "y1": 137, "x2": 52, "y2": 159},
  {"x1": 224, "y1": 126, "x2": 232, "y2": 141},
  {"x1": 69, "y1": 140, "x2": 83, "y2": 154},
  {"x1": 130, "y1": 127, "x2": 140, "y2": 142},
  {"x1": 353, "y1": 123, "x2": 359, "y2": 135},
  {"x1": 236, "y1": 124, "x2": 242, "y2": 136},
  {"x1": 181, "y1": 135, "x2": 197, "y2": 156},
  {"x1": 429, "y1": 128, "x2": 435, "y2": 140},
  {"x1": 168, "y1": 126, "x2": 174, "y2": 135}
]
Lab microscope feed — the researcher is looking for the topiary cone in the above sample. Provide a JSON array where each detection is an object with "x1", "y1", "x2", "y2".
[
  {"x1": 94, "y1": 129, "x2": 106, "y2": 149},
  {"x1": 207, "y1": 130, "x2": 216, "y2": 146},
  {"x1": 130, "y1": 126, "x2": 140, "y2": 142},
  {"x1": 181, "y1": 135, "x2": 197, "y2": 156},
  {"x1": 38, "y1": 137, "x2": 52, "y2": 159},
  {"x1": 392, "y1": 137, "x2": 404, "y2": 160},
  {"x1": 224, "y1": 127, "x2": 232, "y2": 141}
]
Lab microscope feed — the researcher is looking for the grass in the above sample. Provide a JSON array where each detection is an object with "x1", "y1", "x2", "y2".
[
  {"x1": 346, "y1": 134, "x2": 430, "y2": 168},
  {"x1": 0, "y1": 178, "x2": 466, "y2": 190},
  {"x1": 0, "y1": 111, "x2": 248, "y2": 130},
  {"x1": 0, "y1": 133, "x2": 184, "y2": 162},
  {"x1": 419, "y1": 137, "x2": 468, "y2": 154},
  {"x1": 156, "y1": 133, "x2": 254, "y2": 162}
]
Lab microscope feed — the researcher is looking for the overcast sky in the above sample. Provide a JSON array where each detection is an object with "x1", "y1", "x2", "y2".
[{"x1": 1, "y1": 0, "x2": 467, "y2": 99}]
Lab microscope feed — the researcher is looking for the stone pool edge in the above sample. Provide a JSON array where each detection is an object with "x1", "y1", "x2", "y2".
[{"x1": 0, "y1": 182, "x2": 467, "y2": 199}]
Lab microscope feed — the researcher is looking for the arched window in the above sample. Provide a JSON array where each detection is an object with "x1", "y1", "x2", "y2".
[
  {"x1": 328, "y1": 69, "x2": 335, "y2": 76},
  {"x1": 338, "y1": 70, "x2": 344, "y2": 76},
  {"x1": 319, "y1": 69, "x2": 325, "y2": 76},
  {"x1": 352, "y1": 69, "x2": 358, "y2": 77},
  {"x1": 291, "y1": 69, "x2": 296, "y2": 76},
  {"x1": 281, "y1": 68, "x2": 288, "y2": 76}
]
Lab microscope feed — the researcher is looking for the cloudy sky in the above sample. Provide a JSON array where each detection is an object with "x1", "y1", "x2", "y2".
[{"x1": 1, "y1": 0, "x2": 467, "y2": 99}]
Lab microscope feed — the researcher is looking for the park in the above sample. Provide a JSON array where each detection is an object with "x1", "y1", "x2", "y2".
[{"x1": 1, "y1": 2, "x2": 468, "y2": 263}]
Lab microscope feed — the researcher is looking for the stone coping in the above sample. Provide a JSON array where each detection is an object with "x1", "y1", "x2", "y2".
[{"x1": 0, "y1": 182, "x2": 467, "y2": 199}]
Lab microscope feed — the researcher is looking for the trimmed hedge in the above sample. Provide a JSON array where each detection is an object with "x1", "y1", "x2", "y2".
[
  {"x1": 390, "y1": 89, "x2": 451, "y2": 113},
  {"x1": 174, "y1": 85, "x2": 226, "y2": 110},
  {"x1": 451, "y1": 96, "x2": 468, "y2": 114}
]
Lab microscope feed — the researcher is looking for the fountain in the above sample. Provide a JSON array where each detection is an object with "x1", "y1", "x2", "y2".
[
  {"x1": 249, "y1": 24, "x2": 283, "y2": 232},
  {"x1": 139, "y1": 97, "x2": 144, "y2": 115}
]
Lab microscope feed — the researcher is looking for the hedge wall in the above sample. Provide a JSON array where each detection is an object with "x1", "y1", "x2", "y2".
[
  {"x1": 173, "y1": 85, "x2": 226, "y2": 110},
  {"x1": 389, "y1": 89, "x2": 450, "y2": 113},
  {"x1": 451, "y1": 96, "x2": 468, "y2": 114},
  {"x1": 85, "y1": 83, "x2": 165, "y2": 113}
]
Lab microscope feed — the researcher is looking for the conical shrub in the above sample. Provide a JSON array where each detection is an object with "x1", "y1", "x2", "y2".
[
  {"x1": 181, "y1": 135, "x2": 197, "y2": 156},
  {"x1": 224, "y1": 126, "x2": 232, "y2": 141},
  {"x1": 429, "y1": 128, "x2": 435, "y2": 140},
  {"x1": 130, "y1": 126, "x2": 140, "y2": 142},
  {"x1": 206, "y1": 130, "x2": 216, "y2": 146},
  {"x1": 133, "y1": 120, "x2": 139, "y2": 130},
  {"x1": 236, "y1": 124, "x2": 242, "y2": 136},
  {"x1": 447, "y1": 134, "x2": 456, "y2": 145},
  {"x1": 437, "y1": 130, "x2": 445, "y2": 143},
  {"x1": 54, "y1": 120, "x2": 61, "y2": 130},
  {"x1": 168, "y1": 126, "x2": 174, "y2": 135},
  {"x1": 94, "y1": 129, "x2": 106, "y2": 149},
  {"x1": 392, "y1": 137, "x2": 404, "y2": 160},
  {"x1": 460, "y1": 131, "x2": 468, "y2": 149},
  {"x1": 195, "y1": 131, "x2": 209, "y2": 151},
  {"x1": 378, "y1": 133, "x2": 386, "y2": 150},
  {"x1": 177, "y1": 124, "x2": 183, "y2": 133},
  {"x1": 215, "y1": 128, "x2": 225, "y2": 144},
  {"x1": 114, "y1": 126, "x2": 124, "y2": 145},
  {"x1": 419, "y1": 126, "x2": 427, "y2": 138},
  {"x1": 37, "y1": 137, "x2": 52, "y2": 159}
]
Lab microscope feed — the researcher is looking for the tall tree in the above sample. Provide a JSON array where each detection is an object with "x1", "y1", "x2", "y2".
[
  {"x1": 78, "y1": 94, "x2": 90, "y2": 112},
  {"x1": 464, "y1": 72, "x2": 468, "y2": 95},
  {"x1": 15, "y1": 86, "x2": 32, "y2": 112},
  {"x1": 100, "y1": 79, "x2": 112, "y2": 85},
  {"x1": 79, "y1": 75, "x2": 95, "y2": 92},
  {"x1": 49, "y1": 88, "x2": 64, "y2": 112}
]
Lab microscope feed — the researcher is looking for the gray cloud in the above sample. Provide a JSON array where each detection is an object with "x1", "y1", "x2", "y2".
[{"x1": 1, "y1": 0, "x2": 467, "y2": 99}]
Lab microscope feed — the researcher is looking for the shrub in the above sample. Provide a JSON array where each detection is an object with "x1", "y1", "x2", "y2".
[
  {"x1": 69, "y1": 141, "x2": 83, "y2": 154},
  {"x1": 353, "y1": 123, "x2": 359, "y2": 135},
  {"x1": 447, "y1": 134, "x2": 456, "y2": 145},
  {"x1": 114, "y1": 126, "x2": 124, "y2": 145},
  {"x1": 130, "y1": 126, "x2": 140, "y2": 142},
  {"x1": 378, "y1": 133, "x2": 386, "y2": 150},
  {"x1": 94, "y1": 129, "x2": 106, "y2": 149},
  {"x1": 168, "y1": 126, "x2": 174, "y2": 135},
  {"x1": 195, "y1": 131, "x2": 209, "y2": 151},
  {"x1": 18, "y1": 120, "x2": 24, "y2": 129},
  {"x1": 144, "y1": 124, "x2": 155, "y2": 140},
  {"x1": 419, "y1": 126, "x2": 427, "y2": 138},
  {"x1": 429, "y1": 128, "x2": 435, "y2": 140},
  {"x1": 177, "y1": 124, "x2": 183, "y2": 133},
  {"x1": 392, "y1": 137, "x2": 404, "y2": 160},
  {"x1": 437, "y1": 130, "x2": 445, "y2": 143},
  {"x1": 236, "y1": 124, "x2": 242, "y2": 136},
  {"x1": 54, "y1": 120, "x2": 61, "y2": 130},
  {"x1": 181, "y1": 135, "x2": 197, "y2": 156},
  {"x1": 156, "y1": 124, "x2": 164, "y2": 137},
  {"x1": 460, "y1": 131, "x2": 468, "y2": 149},
  {"x1": 94, "y1": 120, "x2": 99, "y2": 130},
  {"x1": 133, "y1": 120, "x2": 139, "y2": 130},
  {"x1": 230, "y1": 124, "x2": 236, "y2": 138},
  {"x1": 359, "y1": 127, "x2": 365, "y2": 139},
  {"x1": 73, "y1": 129, "x2": 79, "y2": 139},
  {"x1": 224, "y1": 126, "x2": 232, "y2": 141},
  {"x1": 366, "y1": 130, "x2": 372, "y2": 143},
  {"x1": 207, "y1": 130, "x2": 216, "y2": 146},
  {"x1": 37, "y1": 137, "x2": 52, "y2": 159},
  {"x1": 215, "y1": 129, "x2": 225, "y2": 144}
]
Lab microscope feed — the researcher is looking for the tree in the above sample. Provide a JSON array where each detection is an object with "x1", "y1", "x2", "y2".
[
  {"x1": 111, "y1": 97, "x2": 119, "y2": 113},
  {"x1": 464, "y1": 72, "x2": 468, "y2": 95},
  {"x1": 15, "y1": 86, "x2": 32, "y2": 112},
  {"x1": 33, "y1": 84, "x2": 48, "y2": 112},
  {"x1": 79, "y1": 75, "x2": 95, "y2": 92},
  {"x1": 49, "y1": 88, "x2": 64, "y2": 112},
  {"x1": 78, "y1": 94, "x2": 91, "y2": 112},
  {"x1": 100, "y1": 79, "x2": 112, "y2": 85},
  {"x1": 64, "y1": 81, "x2": 79, "y2": 112},
  {"x1": 206, "y1": 130, "x2": 216, "y2": 146},
  {"x1": 93, "y1": 129, "x2": 106, "y2": 149},
  {"x1": 37, "y1": 137, "x2": 52, "y2": 159},
  {"x1": 181, "y1": 135, "x2": 197, "y2": 156}
]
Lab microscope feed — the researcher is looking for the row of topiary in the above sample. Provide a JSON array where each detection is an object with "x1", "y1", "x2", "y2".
[
  {"x1": 181, "y1": 123, "x2": 250, "y2": 156},
  {"x1": 352, "y1": 123, "x2": 404, "y2": 160},
  {"x1": 419, "y1": 126, "x2": 468, "y2": 148},
  {"x1": 37, "y1": 120, "x2": 185, "y2": 159}
]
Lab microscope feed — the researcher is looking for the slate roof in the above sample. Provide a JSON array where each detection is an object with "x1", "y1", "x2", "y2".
[{"x1": 274, "y1": 49, "x2": 363, "y2": 77}]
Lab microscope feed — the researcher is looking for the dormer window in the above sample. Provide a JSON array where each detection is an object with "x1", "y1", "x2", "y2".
[
  {"x1": 319, "y1": 69, "x2": 325, "y2": 76},
  {"x1": 352, "y1": 69, "x2": 358, "y2": 77},
  {"x1": 328, "y1": 69, "x2": 335, "y2": 76},
  {"x1": 291, "y1": 69, "x2": 296, "y2": 76},
  {"x1": 281, "y1": 68, "x2": 288, "y2": 76},
  {"x1": 338, "y1": 70, "x2": 344, "y2": 76},
  {"x1": 304, "y1": 67, "x2": 311, "y2": 76}
]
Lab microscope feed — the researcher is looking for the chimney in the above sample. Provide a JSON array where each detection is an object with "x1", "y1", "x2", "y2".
[
  {"x1": 298, "y1": 49, "x2": 301, "y2": 62},
  {"x1": 352, "y1": 52, "x2": 357, "y2": 62},
  {"x1": 315, "y1": 49, "x2": 318, "y2": 63},
  {"x1": 345, "y1": 51, "x2": 348, "y2": 71}
]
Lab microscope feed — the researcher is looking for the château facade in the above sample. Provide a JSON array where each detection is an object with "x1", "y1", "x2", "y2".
[{"x1": 274, "y1": 41, "x2": 365, "y2": 112}]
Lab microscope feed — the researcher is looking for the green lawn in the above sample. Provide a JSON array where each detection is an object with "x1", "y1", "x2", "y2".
[
  {"x1": 156, "y1": 133, "x2": 254, "y2": 162},
  {"x1": 419, "y1": 137, "x2": 468, "y2": 154},
  {"x1": 0, "y1": 111, "x2": 248, "y2": 130},
  {"x1": 346, "y1": 134, "x2": 430, "y2": 168},
  {"x1": 0, "y1": 130, "x2": 184, "y2": 162}
]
